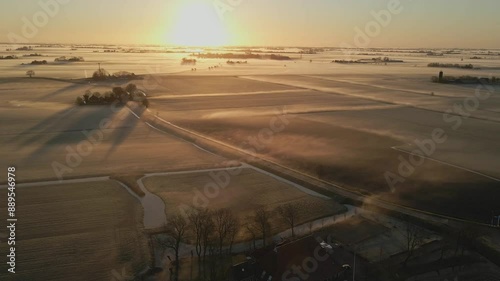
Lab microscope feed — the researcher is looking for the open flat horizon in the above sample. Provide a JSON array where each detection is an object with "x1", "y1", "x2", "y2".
[{"x1": 1, "y1": 1, "x2": 500, "y2": 281}]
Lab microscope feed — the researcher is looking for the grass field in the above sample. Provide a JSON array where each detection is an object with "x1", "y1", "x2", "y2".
[
  {"x1": 142, "y1": 168, "x2": 346, "y2": 241},
  {"x1": 0, "y1": 181, "x2": 149, "y2": 281}
]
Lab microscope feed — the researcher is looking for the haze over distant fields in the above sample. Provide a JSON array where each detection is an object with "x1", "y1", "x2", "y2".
[{"x1": 1, "y1": 0, "x2": 500, "y2": 48}]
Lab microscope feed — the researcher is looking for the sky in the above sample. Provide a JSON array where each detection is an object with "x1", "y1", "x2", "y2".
[{"x1": 1, "y1": 0, "x2": 499, "y2": 48}]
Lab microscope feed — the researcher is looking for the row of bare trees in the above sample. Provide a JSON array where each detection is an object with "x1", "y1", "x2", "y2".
[
  {"x1": 154, "y1": 203, "x2": 302, "y2": 281},
  {"x1": 155, "y1": 208, "x2": 240, "y2": 281},
  {"x1": 245, "y1": 203, "x2": 302, "y2": 250}
]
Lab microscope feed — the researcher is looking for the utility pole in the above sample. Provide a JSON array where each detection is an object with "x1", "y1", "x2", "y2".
[{"x1": 98, "y1": 62, "x2": 101, "y2": 71}]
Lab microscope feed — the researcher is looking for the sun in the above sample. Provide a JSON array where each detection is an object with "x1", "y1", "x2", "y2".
[{"x1": 169, "y1": 1, "x2": 229, "y2": 47}]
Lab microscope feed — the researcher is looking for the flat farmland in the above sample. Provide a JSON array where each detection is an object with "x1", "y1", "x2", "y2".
[
  {"x1": 142, "y1": 75, "x2": 296, "y2": 97},
  {"x1": 0, "y1": 180, "x2": 148, "y2": 281},
  {"x1": 151, "y1": 75, "x2": 500, "y2": 223},
  {"x1": 0, "y1": 78, "x2": 226, "y2": 182},
  {"x1": 242, "y1": 75, "x2": 500, "y2": 122},
  {"x1": 142, "y1": 168, "x2": 346, "y2": 241}
]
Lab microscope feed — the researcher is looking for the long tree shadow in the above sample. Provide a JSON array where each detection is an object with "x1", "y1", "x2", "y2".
[
  {"x1": 20, "y1": 105, "x2": 124, "y2": 164},
  {"x1": 8, "y1": 106, "x2": 80, "y2": 145},
  {"x1": 36, "y1": 82, "x2": 87, "y2": 101},
  {"x1": 104, "y1": 103, "x2": 146, "y2": 159},
  {"x1": 15, "y1": 106, "x2": 117, "y2": 147}
]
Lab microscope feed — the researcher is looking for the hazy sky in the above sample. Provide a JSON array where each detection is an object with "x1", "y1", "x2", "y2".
[{"x1": 1, "y1": 0, "x2": 499, "y2": 48}]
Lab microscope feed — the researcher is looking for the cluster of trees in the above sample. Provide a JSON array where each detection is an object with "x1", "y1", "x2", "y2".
[
  {"x1": 30, "y1": 60, "x2": 47, "y2": 65},
  {"x1": 333, "y1": 59, "x2": 367, "y2": 64},
  {"x1": 268, "y1": 54, "x2": 292, "y2": 60},
  {"x1": 432, "y1": 74, "x2": 499, "y2": 84},
  {"x1": 426, "y1": 52, "x2": 444, "y2": 56},
  {"x1": 92, "y1": 68, "x2": 109, "y2": 80},
  {"x1": 398, "y1": 216, "x2": 484, "y2": 269},
  {"x1": 226, "y1": 60, "x2": 247, "y2": 65},
  {"x1": 75, "y1": 83, "x2": 149, "y2": 107},
  {"x1": 428, "y1": 62, "x2": 474, "y2": 69},
  {"x1": 16, "y1": 46, "x2": 33, "y2": 51},
  {"x1": 181, "y1": 58, "x2": 197, "y2": 65},
  {"x1": 54, "y1": 56, "x2": 85, "y2": 62},
  {"x1": 22, "y1": 53, "x2": 43, "y2": 57},
  {"x1": 112, "y1": 71, "x2": 137, "y2": 79},
  {"x1": 334, "y1": 57, "x2": 403, "y2": 64},
  {"x1": 195, "y1": 53, "x2": 292, "y2": 61},
  {"x1": 91, "y1": 67, "x2": 137, "y2": 81},
  {"x1": 371, "y1": 57, "x2": 404, "y2": 63},
  {"x1": 299, "y1": 48, "x2": 319, "y2": 54},
  {"x1": 158, "y1": 203, "x2": 302, "y2": 281},
  {"x1": 0, "y1": 55, "x2": 18, "y2": 60}
]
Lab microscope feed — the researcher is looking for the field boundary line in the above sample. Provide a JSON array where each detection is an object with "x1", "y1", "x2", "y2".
[
  {"x1": 239, "y1": 75, "x2": 500, "y2": 124},
  {"x1": 391, "y1": 146, "x2": 500, "y2": 182},
  {"x1": 0, "y1": 176, "x2": 110, "y2": 189},
  {"x1": 141, "y1": 108, "x2": 496, "y2": 229}
]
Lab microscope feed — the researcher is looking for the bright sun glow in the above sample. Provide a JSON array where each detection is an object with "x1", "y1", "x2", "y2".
[{"x1": 169, "y1": 1, "x2": 229, "y2": 47}]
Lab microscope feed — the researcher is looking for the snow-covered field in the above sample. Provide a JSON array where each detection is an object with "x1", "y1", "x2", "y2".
[
  {"x1": 1, "y1": 44, "x2": 499, "y2": 78},
  {"x1": 1, "y1": 45, "x2": 500, "y2": 222}
]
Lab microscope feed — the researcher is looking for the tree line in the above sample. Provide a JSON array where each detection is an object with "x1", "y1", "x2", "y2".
[
  {"x1": 156, "y1": 203, "x2": 302, "y2": 281},
  {"x1": 428, "y1": 62, "x2": 474, "y2": 69}
]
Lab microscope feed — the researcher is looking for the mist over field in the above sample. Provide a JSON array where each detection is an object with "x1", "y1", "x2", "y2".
[{"x1": 1, "y1": 0, "x2": 500, "y2": 280}]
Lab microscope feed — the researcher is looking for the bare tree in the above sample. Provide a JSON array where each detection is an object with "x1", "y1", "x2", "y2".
[
  {"x1": 189, "y1": 208, "x2": 216, "y2": 278},
  {"x1": 277, "y1": 203, "x2": 301, "y2": 238},
  {"x1": 188, "y1": 208, "x2": 205, "y2": 260},
  {"x1": 213, "y1": 208, "x2": 237, "y2": 255},
  {"x1": 253, "y1": 208, "x2": 272, "y2": 247},
  {"x1": 163, "y1": 214, "x2": 189, "y2": 281},
  {"x1": 402, "y1": 216, "x2": 424, "y2": 266},
  {"x1": 246, "y1": 224, "x2": 257, "y2": 250},
  {"x1": 227, "y1": 215, "x2": 240, "y2": 255},
  {"x1": 153, "y1": 234, "x2": 175, "y2": 279},
  {"x1": 197, "y1": 210, "x2": 214, "y2": 280},
  {"x1": 26, "y1": 70, "x2": 35, "y2": 78},
  {"x1": 201, "y1": 211, "x2": 214, "y2": 259}
]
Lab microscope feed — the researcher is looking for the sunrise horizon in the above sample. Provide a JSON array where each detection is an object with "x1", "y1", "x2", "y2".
[
  {"x1": 2, "y1": 0, "x2": 500, "y2": 49},
  {"x1": 1, "y1": 1, "x2": 500, "y2": 281}
]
